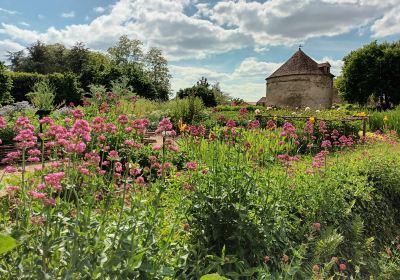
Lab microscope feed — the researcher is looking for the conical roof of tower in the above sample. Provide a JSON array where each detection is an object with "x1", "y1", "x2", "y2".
[{"x1": 267, "y1": 49, "x2": 326, "y2": 79}]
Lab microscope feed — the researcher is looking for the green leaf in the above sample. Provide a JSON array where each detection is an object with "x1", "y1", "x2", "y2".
[
  {"x1": 129, "y1": 251, "x2": 145, "y2": 269},
  {"x1": 0, "y1": 234, "x2": 17, "y2": 255},
  {"x1": 200, "y1": 273, "x2": 229, "y2": 280}
]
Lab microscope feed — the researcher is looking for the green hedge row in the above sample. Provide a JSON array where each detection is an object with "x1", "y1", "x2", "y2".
[{"x1": 7, "y1": 72, "x2": 82, "y2": 106}]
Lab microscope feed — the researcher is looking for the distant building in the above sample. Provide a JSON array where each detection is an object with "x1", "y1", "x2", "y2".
[{"x1": 265, "y1": 48, "x2": 334, "y2": 109}]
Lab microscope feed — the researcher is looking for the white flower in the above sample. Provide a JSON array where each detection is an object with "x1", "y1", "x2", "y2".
[
  {"x1": 315, "y1": 110, "x2": 321, "y2": 113},
  {"x1": 331, "y1": 105, "x2": 335, "y2": 109},
  {"x1": 337, "y1": 107, "x2": 341, "y2": 111},
  {"x1": 292, "y1": 112, "x2": 296, "y2": 115},
  {"x1": 266, "y1": 106, "x2": 272, "y2": 110},
  {"x1": 254, "y1": 109, "x2": 261, "y2": 115},
  {"x1": 305, "y1": 107, "x2": 310, "y2": 111}
]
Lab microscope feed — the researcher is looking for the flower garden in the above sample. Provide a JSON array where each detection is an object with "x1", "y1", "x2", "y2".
[{"x1": 1, "y1": 93, "x2": 400, "y2": 279}]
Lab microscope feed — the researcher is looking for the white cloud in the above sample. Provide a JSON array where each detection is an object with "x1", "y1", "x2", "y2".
[
  {"x1": 0, "y1": 7, "x2": 19, "y2": 15},
  {"x1": 61, "y1": 11, "x2": 75, "y2": 18},
  {"x1": 93, "y1": 6, "x2": 106, "y2": 13},
  {"x1": 0, "y1": 0, "x2": 398, "y2": 62},
  {"x1": 370, "y1": 5, "x2": 400, "y2": 38},
  {"x1": 0, "y1": 39, "x2": 25, "y2": 60},
  {"x1": 19, "y1": 21, "x2": 30, "y2": 27},
  {"x1": 170, "y1": 57, "x2": 283, "y2": 101}
]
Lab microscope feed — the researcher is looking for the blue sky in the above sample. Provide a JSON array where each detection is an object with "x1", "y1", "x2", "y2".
[{"x1": 0, "y1": 0, "x2": 399, "y2": 101}]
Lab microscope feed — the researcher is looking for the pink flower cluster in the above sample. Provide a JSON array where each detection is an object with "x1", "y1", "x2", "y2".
[
  {"x1": 155, "y1": 118, "x2": 176, "y2": 136},
  {"x1": 188, "y1": 125, "x2": 206, "y2": 137}
]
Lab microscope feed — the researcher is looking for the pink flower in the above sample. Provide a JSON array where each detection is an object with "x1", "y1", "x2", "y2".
[
  {"x1": 44, "y1": 172, "x2": 65, "y2": 191},
  {"x1": 312, "y1": 222, "x2": 321, "y2": 231},
  {"x1": 118, "y1": 115, "x2": 129, "y2": 124},
  {"x1": 108, "y1": 150, "x2": 120, "y2": 161},
  {"x1": 71, "y1": 109, "x2": 84, "y2": 119},
  {"x1": 79, "y1": 167, "x2": 91, "y2": 176},
  {"x1": 6, "y1": 185, "x2": 20, "y2": 192},
  {"x1": 266, "y1": 120, "x2": 276, "y2": 130},
  {"x1": 153, "y1": 145, "x2": 162, "y2": 151},
  {"x1": 39, "y1": 117, "x2": 54, "y2": 125},
  {"x1": 186, "y1": 161, "x2": 197, "y2": 170},
  {"x1": 304, "y1": 121, "x2": 314, "y2": 135},
  {"x1": 226, "y1": 120, "x2": 236, "y2": 128},
  {"x1": 115, "y1": 162, "x2": 123, "y2": 172},
  {"x1": 239, "y1": 107, "x2": 248, "y2": 115},
  {"x1": 0, "y1": 116, "x2": 7, "y2": 129},
  {"x1": 155, "y1": 118, "x2": 174, "y2": 135},
  {"x1": 135, "y1": 176, "x2": 145, "y2": 186},
  {"x1": 321, "y1": 140, "x2": 332, "y2": 149},
  {"x1": 339, "y1": 263, "x2": 346, "y2": 271},
  {"x1": 247, "y1": 119, "x2": 260, "y2": 129},
  {"x1": 28, "y1": 190, "x2": 47, "y2": 199},
  {"x1": 4, "y1": 166, "x2": 17, "y2": 173}
]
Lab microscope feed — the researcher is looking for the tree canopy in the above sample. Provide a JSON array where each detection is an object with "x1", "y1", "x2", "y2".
[
  {"x1": 5, "y1": 36, "x2": 172, "y2": 101},
  {"x1": 337, "y1": 40, "x2": 400, "y2": 107},
  {"x1": 177, "y1": 77, "x2": 229, "y2": 107}
]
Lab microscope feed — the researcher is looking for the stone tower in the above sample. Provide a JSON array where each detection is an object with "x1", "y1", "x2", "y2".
[{"x1": 265, "y1": 49, "x2": 334, "y2": 109}]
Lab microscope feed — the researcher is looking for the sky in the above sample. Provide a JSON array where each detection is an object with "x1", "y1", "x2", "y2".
[{"x1": 0, "y1": 0, "x2": 399, "y2": 101}]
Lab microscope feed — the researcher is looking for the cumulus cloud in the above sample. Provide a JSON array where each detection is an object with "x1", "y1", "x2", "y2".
[
  {"x1": 370, "y1": 5, "x2": 400, "y2": 38},
  {"x1": 0, "y1": 7, "x2": 19, "y2": 15},
  {"x1": 0, "y1": 0, "x2": 397, "y2": 62},
  {"x1": 19, "y1": 21, "x2": 30, "y2": 27},
  {"x1": 170, "y1": 57, "x2": 283, "y2": 101},
  {"x1": 0, "y1": 39, "x2": 24, "y2": 60},
  {"x1": 93, "y1": 6, "x2": 106, "y2": 13},
  {"x1": 61, "y1": 11, "x2": 75, "y2": 18}
]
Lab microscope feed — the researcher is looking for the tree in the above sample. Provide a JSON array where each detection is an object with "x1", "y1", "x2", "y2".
[
  {"x1": 177, "y1": 77, "x2": 217, "y2": 107},
  {"x1": 338, "y1": 40, "x2": 400, "y2": 107},
  {"x1": 107, "y1": 35, "x2": 144, "y2": 66},
  {"x1": 0, "y1": 61, "x2": 13, "y2": 105},
  {"x1": 67, "y1": 42, "x2": 90, "y2": 74},
  {"x1": 7, "y1": 50, "x2": 26, "y2": 72},
  {"x1": 145, "y1": 47, "x2": 171, "y2": 100}
]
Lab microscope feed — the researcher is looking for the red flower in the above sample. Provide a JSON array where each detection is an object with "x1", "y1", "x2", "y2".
[{"x1": 312, "y1": 222, "x2": 321, "y2": 231}]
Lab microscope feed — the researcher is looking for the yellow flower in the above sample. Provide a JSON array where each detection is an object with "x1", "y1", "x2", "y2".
[
  {"x1": 273, "y1": 116, "x2": 278, "y2": 121},
  {"x1": 356, "y1": 112, "x2": 366, "y2": 117},
  {"x1": 383, "y1": 116, "x2": 388, "y2": 122},
  {"x1": 309, "y1": 117, "x2": 315, "y2": 124},
  {"x1": 178, "y1": 119, "x2": 187, "y2": 133}
]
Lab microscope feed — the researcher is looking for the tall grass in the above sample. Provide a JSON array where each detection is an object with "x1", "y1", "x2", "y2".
[{"x1": 369, "y1": 106, "x2": 400, "y2": 133}]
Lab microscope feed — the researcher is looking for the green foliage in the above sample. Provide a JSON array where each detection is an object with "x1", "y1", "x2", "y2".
[
  {"x1": 200, "y1": 273, "x2": 230, "y2": 280},
  {"x1": 26, "y1": 80, "x2": 55, "y2": 110},
  {"x1": 161, "y1": 97, "x2": 205, "y2": 124},
  {"x1": 0, "y1": 234, "x2": 17, "y2": 255},
  {"x1": 0, "y1": 61, "x2": 13, "y2": 105},
  {"x1": 369, "y1": 106, "x2": 400, "y2": 133},
  {"x1": 338, "y1": 40, "x2": 400, "y2": 106},
  {"x1": 8, "y1": 72, "x2": 82, "y2": 105},
  {"x1": 177, "y1": 77, "x2": 218, "y2": 107}
]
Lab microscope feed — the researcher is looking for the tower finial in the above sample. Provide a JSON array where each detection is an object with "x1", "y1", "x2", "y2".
[{"x1": 298, "y1": 44, "x2": 303, "y2": 50}]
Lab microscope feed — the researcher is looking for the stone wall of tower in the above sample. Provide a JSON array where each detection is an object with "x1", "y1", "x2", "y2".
[{"x1": 265, "y1": 74, "x2": 333, "y2": 109}]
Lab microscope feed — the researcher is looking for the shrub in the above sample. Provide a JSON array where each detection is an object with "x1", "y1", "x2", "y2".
[
  {"x1": 26, "y1": 80, "x2": 55, "y2": 110},
  {"x1": 7, "y1": 72, "x2": 82, "y2": 106},
  {"x1": 161, "y1": 97, "x2": 205, "y2": 124},
  {"x1": 0, "y1": 62, "x2": 13, "y2": 105}
]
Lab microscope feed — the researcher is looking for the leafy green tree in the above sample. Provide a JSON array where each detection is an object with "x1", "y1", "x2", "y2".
[
  {"x1": 338, "y1": 40, "x2": 400, "y2": 107},
  {"x1": 0, "y1": 61, "x2": 13, "y2": 105},
  {"x1": 67, "y1": 42, "x2": 90, "y2": 74},
  {"x1": 177, "y1": 77, "x2": 217, "y2": 107},
  {"x1": 145, "y1": 47, "x2": 171, "y2": 100},
  {"x1": 107, "y1": 35, "x2": 144, "y2": 66}
]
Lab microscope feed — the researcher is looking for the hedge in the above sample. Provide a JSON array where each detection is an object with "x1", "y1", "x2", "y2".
[{"x1": 7, "y1": 72, "x2": 82, "y2": 106}]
